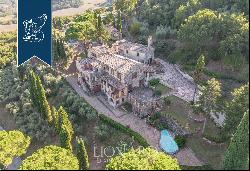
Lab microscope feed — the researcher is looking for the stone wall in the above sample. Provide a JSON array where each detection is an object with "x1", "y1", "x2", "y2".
[{"x1": 159, "y1": 116, "x2": 190, "y2": 136}]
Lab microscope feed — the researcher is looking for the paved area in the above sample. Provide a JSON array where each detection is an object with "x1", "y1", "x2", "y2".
[{"x1": 154, "y1": 58, "x2": 200, "y2": 102}]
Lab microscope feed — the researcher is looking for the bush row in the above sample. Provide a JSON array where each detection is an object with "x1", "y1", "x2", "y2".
[{"x1": 99, "y1": 114, "x2": 149, "y2": 147}]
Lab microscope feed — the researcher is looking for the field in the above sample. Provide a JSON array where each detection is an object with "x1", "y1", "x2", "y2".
[
  {"x1": 53, "y1": 0, "x2": 107, "y2": 17},
  {"x1": 0, "y1": 0, "x2": 107, "y2": 33}
]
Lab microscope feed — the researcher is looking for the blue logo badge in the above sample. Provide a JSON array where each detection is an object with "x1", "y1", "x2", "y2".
[{"x1": 17, "y1": 0, "x2": 52, "y2": 66}]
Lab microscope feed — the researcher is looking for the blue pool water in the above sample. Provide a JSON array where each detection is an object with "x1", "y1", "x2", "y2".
[{"x1": 160, "y1": 130, "x2": 179, "y2": 154}]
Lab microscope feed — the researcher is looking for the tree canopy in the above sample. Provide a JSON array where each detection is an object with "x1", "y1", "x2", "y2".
[
  {"x1": 0, "y1": 130, "x2": 30, "y2": 166},
  {"x1": 19, "y1": 145, "x2": 79, "y2": 170},
  {"x1": 199, "y1": 78, "x2": 221, "y2": 114},
  {"x1": 106, "y1": 148, "x2": 180, "y2": 170},
  {"x1": 65, "y1": 21, "x2": 97, "y2": 43},
  {"x1": 178, "y1": 9, "x2": 249, "y2": 62}
]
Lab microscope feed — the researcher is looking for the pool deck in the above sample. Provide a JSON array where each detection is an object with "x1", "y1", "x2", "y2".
[{"x1": 175, "y1": 147, "x2": 204, "y2": 166}]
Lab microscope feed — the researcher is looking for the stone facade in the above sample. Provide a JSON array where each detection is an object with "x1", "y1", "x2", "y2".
[
  {"x1": 112, "y1": 36, "x2": 155, "y2": 65},
  {"x1": 76, "y1": 38, "x2": 160, "y2": 117}
]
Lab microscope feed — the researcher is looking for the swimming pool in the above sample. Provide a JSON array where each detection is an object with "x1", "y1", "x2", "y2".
[{"x1": 160, "y1": 130, "x2": 179, "y2": 154}]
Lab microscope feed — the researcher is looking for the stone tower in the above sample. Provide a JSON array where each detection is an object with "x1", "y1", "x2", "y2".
[
  {"x1": 148, "y1": 36, "x2": 154, "y2": 60},
  {"x1": 148, "y1": 36, "x2": 153, "y2": 48}
]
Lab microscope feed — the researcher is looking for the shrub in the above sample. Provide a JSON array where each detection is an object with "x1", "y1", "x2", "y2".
[
  {"x1": 95, "y1": 123, "x2": 115, "y2": 141},
  {"x1": 129, "y1": 21, "x2": 141, "y2": 36},
  {"x1": 122, "y1": 102, "x2": 133, "y2": 112},
  {"x1": 149, "y1": 78, "x2": 160, "y2": 87},
  {"x1": 163, "y1": 97, "x2": 171, "y2": 106},
  {"x1": 148, "y1": 112, "x2": 161, "y2": 123},
  {"x1": 154, "y1": 90, "x2": 162, "y2": 97},
  {"x1": 174, "y1": 135, "x2": 186, "y2": 148},
  {"x1": 156, "y1": 121, "x2": 168, "y2": 131}
]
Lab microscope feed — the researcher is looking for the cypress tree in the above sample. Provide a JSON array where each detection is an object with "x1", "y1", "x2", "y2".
[
  {"x1": 97, "y1": 15, "x2": 102, "y2": 30},
  {"x1": 53, "y1": 39, "x2": 59, "y2": 61},
  {"x1": 58, "y1": 106, "x2": 74, "y2": 136},
  {"x1": 56, "y1": 39, "x2": 61, "y2": 58},
  {"x1": 58, "y1": 18, "x2": 62, "y2": 29},
  {"x1": 28, "y1": 70, "x2": 39, "y2": 108},
  {"x1": 60, "y1": 40, "x2": 67, "y2": 59},
  {"x1": 97, "y1": 14, "x2": 102, "y2": 40},
  {"x1": 17, "y1": 65, "x2": 26, "y2": 82},
  {"x1": 194, "y1": 54, "x2": 205, "y2": 84},
  {"x1": 76, "y1": 137, "x2": 90, "y2": 170},
  {"x1": 112, "y1": 13, "x2": 116, "y2": 28},
  {"x1": 223, "y1": 111, "x2": 249, "y2": 170},
  {"x1": 193, "y1": 54, "x2": 205, "y2": 102},
  {"x1": 51, "y1": 106, "x2": 59, "y2": 131},
  {"x1": 117, "y1": 10, "x2": 122, "y2": 32},
  {"x1": 35, "y1": 75, "x2": 52, "y2": 124},
  {"x1": 59, "y1": 124, "x2": 72, "y2": 151}
]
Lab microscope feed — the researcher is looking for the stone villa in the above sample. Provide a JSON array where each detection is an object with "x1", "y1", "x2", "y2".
[{"x1": 76, "y1": 37, "x2": 161, "y2": 118}]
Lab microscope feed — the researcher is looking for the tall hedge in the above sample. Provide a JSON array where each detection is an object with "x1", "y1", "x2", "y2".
[{"x1": 99, "y1": 114, "x2": 149, "y2": 147}]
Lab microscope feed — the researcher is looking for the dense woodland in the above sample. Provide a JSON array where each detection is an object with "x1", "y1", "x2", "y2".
[{"x1": 0, "y1": 0, "x2": 249, "y2": 170}]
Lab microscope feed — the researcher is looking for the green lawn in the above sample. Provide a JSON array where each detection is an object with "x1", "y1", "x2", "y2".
[
  {"x1": 154, "y1": 83, "x2": 171, "y2": 95},
  {"x1": 161, "y1": 96, "x2": 203, "y2": 133},
  {"x1": 186, "y1": 136, "x2": 227, "y2": 170},
  {"x1": 203, "y1": 117, "x2": 226, "y2": 143}
]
